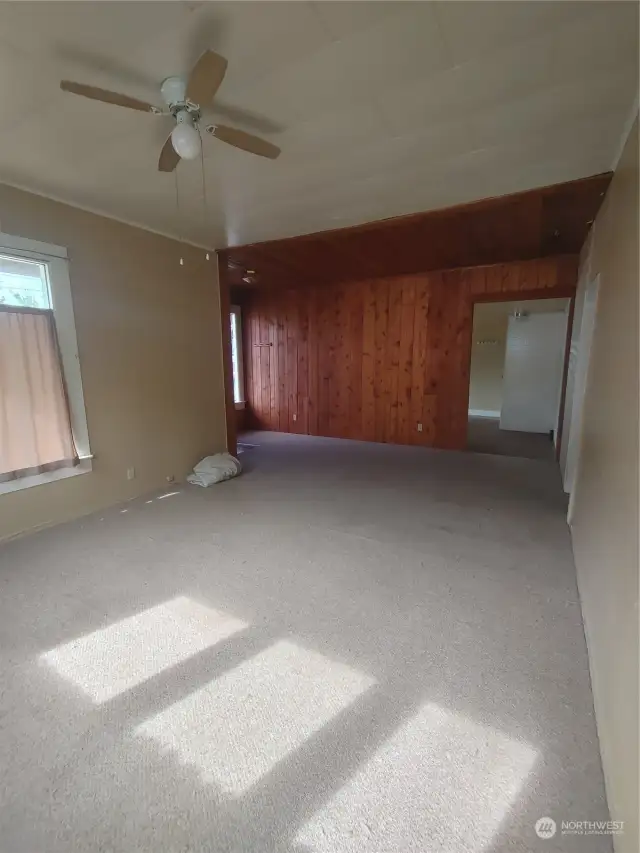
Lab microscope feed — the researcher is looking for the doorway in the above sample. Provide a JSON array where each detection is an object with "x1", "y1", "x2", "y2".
[{"x1": 466, "y1": 297, "x2": 570, "y2": 460}]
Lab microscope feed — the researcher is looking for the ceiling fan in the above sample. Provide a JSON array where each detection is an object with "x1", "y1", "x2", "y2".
[{"x1": 60, "y1": 50, "x2": 281, "y2": 172}]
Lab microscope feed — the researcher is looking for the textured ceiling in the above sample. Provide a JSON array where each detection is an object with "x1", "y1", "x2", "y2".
[{"x1": 0, "y1": 1, "x2": 637, "y2": 249}]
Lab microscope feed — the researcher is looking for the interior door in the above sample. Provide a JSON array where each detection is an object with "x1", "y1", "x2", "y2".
[{"x1": 499, "y1": 312, "x2": 568, "y2": 433}]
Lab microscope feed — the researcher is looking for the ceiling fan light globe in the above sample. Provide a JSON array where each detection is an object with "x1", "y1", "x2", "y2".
[
  {"x1": 160, "y1": 76, "x2": 186, "y2": 106},
  {"x1": 171, "y1": 122, "x2": 200, "y2": 160}
]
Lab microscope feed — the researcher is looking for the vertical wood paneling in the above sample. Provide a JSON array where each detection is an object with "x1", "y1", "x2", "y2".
[
  {"x1": 409, "y1": 278, "x2": 429, "y2": 444},
  {"x1": 317, "y1": 287, "x2": 331, "y2": 438},
  {"x1": 286, "y1": 296, "x2": 298, "y2": 432},
  {"x1": 448, "y1": 270, "x2": 474, "y2": 449},
  {"x1": 242, "y1": 256, "x2": 577, "y2": 449},
  {"x1": 250, "y1": 306, "x2": 259, "y2": 424},
  {"x1": 347, "y1": 282, "x2": 363, "y2": 439},
  {"x1": 331, "y1": 286, "x2": 348, "y2": 438},
  {"x1": 298, "y1": 294, "x2": 309, "y2": 434},
  {"x1": 259, "y1": 311, "x2": 271, "y2": 429},
  {"x1": 397, "y1": 279, "x2": 416, "y2": 444},
  {"x1": 307, "y1": 285, "x2": 319, "y2": 436},
  {"x1": 361, "y1": 280, "x2": 376, "y2": 442},
  {"x1": 373, "y1": 279, "x2": 389, "y2": 443},
  {"x1": 268, "y1": 300, "x2": 278, "y2": 431},
  {"x1": 249, "y1": 309, "x2": 261, "y2": 428},
  {"x1": 277, "y1": 300, "x2": 287, "y2": 432},
  {"x1": 438, "y1": 270, "x2": 458, "y2": 447},
  {"x1": 385, "y1": 282, "x2": 403, "y2": 444}
]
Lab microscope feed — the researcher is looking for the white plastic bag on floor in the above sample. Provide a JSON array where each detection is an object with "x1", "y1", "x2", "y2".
[{"x1": 187, "y1": 452, "x2": 242, "y2": 487}]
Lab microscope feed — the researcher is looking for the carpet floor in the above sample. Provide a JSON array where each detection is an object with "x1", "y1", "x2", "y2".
[
  {"x1": 466, "y1": 417, "x2": 554, "y2": 461},
  {"x1": 0, "y1": 431, "x2": 610, "y2": 852}
]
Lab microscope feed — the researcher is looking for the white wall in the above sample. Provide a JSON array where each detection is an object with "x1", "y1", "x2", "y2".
[{"x1": 499, "y1": 312, "x2": 567, "y2": 433}]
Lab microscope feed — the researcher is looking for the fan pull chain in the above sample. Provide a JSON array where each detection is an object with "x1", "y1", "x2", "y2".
[
  {"x1": 174, "y1": 168, "x2": 184, "y2": 266},
  {"x1": 198, "y1": 127, "x2": 211, "y2": 260}
]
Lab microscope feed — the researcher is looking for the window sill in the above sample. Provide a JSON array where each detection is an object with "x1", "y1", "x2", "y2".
[
  {"x1": 235, "y1": 401, "x2": 246, "y2": 410},
  {"x1": 0, "y1": 460, "x2": 92, "y2": 496}
]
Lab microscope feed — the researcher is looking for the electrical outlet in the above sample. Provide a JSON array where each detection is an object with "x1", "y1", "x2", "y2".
[
  {"x1": 127, "y1": 467, "x2": 136, "y2": 480},
  {"x1": 292, "y1": 413, "x2": 297, "y2": 421},
  {"x1": 166, "y1": 475, "x2": 175, "y2": 483},
  {"x1": 417, "y1": 423, "x2": 423, "y2": 432}
]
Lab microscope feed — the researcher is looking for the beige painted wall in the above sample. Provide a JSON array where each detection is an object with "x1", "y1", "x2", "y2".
[
  {"x1": 0, "y1": 184, "x2": 227, "y2": 542},
  {"x1": 468, "y1": 308, "x2": 508, "y2": 414},
  {"x1": 570, "y1": 115, "x2": 639, "y2": 853}
]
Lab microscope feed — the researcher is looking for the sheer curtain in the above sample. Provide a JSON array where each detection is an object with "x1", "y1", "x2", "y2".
[{"x1": 0, "y1": 307, "x2": 77, "y2": 482}]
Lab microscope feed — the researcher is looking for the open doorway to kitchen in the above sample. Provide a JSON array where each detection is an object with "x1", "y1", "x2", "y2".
[{"x1": 466, "y1": 297, "x2": 570, "y2": 460}]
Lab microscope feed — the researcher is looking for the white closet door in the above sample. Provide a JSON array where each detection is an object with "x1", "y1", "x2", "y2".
[{"x1": 499, "y1": 312, "x2": 568, "y2": 433}]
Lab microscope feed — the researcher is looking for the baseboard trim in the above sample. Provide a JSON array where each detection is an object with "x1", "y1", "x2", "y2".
[{"x1": 468, "y1": 409, "x2": 501, "y2": 418}]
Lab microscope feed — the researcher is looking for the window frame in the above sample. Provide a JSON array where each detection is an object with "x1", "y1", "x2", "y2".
[
  {"x1": 230, "y1": 305, "x2": 246, "y2": 408},
  {"x1": 0, "y1": 251, "x2": 52, "y2": 310},
  {"x1": 0, "y1": 232, "x2": 92, "y2": 495}
]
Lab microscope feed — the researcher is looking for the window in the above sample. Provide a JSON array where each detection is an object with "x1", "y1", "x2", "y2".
[
  {"x1": 0, "y1": 254, "x2": 50, "y2": 309},
  {"x1": 0, "y1": 233, "x2": 91, "y2": 494},
  {"x1": 230, "y1": 305, "x2": 245, "y2": 405}
]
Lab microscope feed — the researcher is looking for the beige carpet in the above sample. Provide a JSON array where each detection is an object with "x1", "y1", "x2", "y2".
[{"x1": 0, "y1": 431, "x2": 610, "y2": 852}]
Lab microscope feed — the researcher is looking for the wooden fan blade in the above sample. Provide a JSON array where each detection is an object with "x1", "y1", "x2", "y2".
[
  {"x1": 185, "y1": 50, "x2": 228, "y2": 106},
  {"x1": 158, "y1": 134, "x2": 180, "y2": 172},
  {"x1": 209, "y1": 124, "x2": 280, "y2": 159},
  {"x1": 60, "y1": 80, "x2": 158, "y2": 113}
]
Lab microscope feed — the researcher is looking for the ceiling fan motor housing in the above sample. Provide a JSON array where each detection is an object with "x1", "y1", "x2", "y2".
[{"x1": 175, "y1": 109, "x2": 196, "y2": 127}]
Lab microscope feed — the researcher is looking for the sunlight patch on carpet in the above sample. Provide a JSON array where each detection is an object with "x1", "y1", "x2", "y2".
[
  {"x1": 296, "y1": 701, "x2": 538, "y2": 853},
  {"x1": 40, "y1": 596, "x2": 247, "y2": 703},
  {"x1": 135, "y1": 639, "x2": 376, "y2": 794}
]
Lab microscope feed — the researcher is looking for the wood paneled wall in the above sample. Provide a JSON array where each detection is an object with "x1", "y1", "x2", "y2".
[{"x1": 242, "y1": 255, "x2": 578, "y2": 450}]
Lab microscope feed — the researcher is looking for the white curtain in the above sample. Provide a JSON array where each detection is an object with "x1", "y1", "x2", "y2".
[{"x1": 0, "y1": 308, "x2": 77, "y2": 481}]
